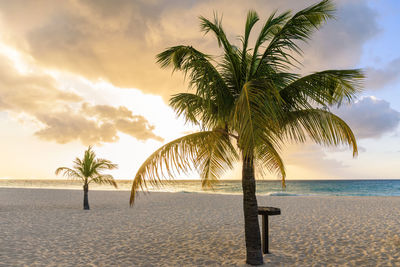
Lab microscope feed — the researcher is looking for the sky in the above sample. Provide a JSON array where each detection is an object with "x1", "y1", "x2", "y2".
[{"x1": 0, "y1": 0, "x2": 399, "y2": 181}]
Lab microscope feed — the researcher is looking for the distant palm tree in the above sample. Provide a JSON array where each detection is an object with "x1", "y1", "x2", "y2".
[
  {"x1": 130, "y1": 0, "x2": 363, "y2": 265},
  {"x1": 56, "y1": 146, "x2": 118, "y2": 210}
]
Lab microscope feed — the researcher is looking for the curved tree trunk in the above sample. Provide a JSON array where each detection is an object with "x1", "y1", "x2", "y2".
[
  {"x1": 83, "y1": 183, "x2": 90, "y2": 210},
  {"x1": 242, "y1": 156, "x2": 263, "y2": 265}
]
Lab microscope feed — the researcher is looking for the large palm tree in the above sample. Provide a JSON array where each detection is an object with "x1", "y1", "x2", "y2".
[
  {"x1": 130, "y1": 0, "x2": 363, "y2": 265},
  {"x1": 56, "y1": 146, "x2": 118, "y2": 210}
]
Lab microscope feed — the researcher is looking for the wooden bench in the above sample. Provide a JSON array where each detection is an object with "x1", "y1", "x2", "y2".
[{"x1": 258, "y1": 206, "x2": 281, "y2": 254}]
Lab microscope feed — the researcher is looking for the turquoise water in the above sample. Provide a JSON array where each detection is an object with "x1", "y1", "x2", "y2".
[{"x1": 1, "y1": 179, "x2": 400, "y2": 196}]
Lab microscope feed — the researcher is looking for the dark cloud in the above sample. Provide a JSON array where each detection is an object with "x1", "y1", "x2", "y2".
[
  {"x1": 334, "y1": 96, "x2": 400, "y2": 139},
  {"x1": 0, "y1": 54, "x2": 162, "y2": 145},
  {"x1": 0, "y1": 0, "x2": 380, "y2": 100},
  {"x1": 366, "y1": 57, "x2": 400, "y2": 90}
]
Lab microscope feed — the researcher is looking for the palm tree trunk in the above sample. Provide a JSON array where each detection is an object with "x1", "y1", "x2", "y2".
[
  {"x1": 83, "y1": 183, "x2": 90, "y2": 210},
  {"x1": 242, "y1": 156, "x2": 263, "y2": 265}
]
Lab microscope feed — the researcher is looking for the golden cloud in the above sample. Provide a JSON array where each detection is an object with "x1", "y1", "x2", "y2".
[
  {"x1": 0, "y1": 54, "x2": 162, "y2": 145},
  {"x1": 0, "y1": 0, "x2": 380, "y2": 100},
  {"x1": 0, "y1": 54, "x2": 82, "y2": 113}
]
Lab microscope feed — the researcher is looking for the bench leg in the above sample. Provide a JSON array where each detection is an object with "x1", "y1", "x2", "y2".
[{"x1": 262, "y1": 215, "x2": 269, "y2": 254}]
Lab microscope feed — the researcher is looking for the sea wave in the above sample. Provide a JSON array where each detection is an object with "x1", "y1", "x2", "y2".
[{"x1": 264, "y1": 192, "x2": 303, "y2": 196}]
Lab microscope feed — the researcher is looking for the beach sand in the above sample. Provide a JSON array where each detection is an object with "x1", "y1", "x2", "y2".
[{"x1": 1, "y1": 188, "x2": 399, "y2": 266}]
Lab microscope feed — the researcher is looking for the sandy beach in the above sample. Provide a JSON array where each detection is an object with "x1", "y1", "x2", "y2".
[{"x1": 1, "y1": 188, "x2": 399, "y2": 266}]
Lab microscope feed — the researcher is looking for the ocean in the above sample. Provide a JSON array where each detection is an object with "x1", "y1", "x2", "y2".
[{"x1": 1, "y1": 179, "x2": 400, "y2": 196}]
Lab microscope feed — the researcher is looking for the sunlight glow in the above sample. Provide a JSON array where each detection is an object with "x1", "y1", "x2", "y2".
[{"x1": 0, "y1": 42, "x2": 32, "y2": 74}]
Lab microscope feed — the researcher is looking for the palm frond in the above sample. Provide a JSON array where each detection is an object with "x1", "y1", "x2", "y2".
[
  {"x1": 79, "y1": 146, "x2": 97, "y2": 178},
  {"x1": 170, "y1": 93, "x2": 218, "y2": 127},
  {"x1": 232, "y1": 79, "x2": 283, "y2": 157},
  {"x1": 157, "y1": 45, "x2": 233, "y2": 122},
  {"x1": 90, "y1": 174, "x2": 118, "y2": 188},
  {"x1": 248, "y1": 10, "x2": 291, "y2": 79},
  {"x1": 280, "y1": 69, "x2": 364, "y2": 109},
  {"x1": 130, "y1": 130, "x2": 238, "y2": 205},
  {"x1": 282, "y1": 108, "x2": 358, "y2": 156},
  {"x1": 241, "y1": 10, "x2": 259, "y2": 78},
  {"x1": 255, "y1": 135, "x2": 286, "y2": 187},
  {"x1": 93, "y1": 159, "x2": 118, "y2": 171},
  {"x1": 55, "y1": 167, "x2": 83, "y2": 181},
  {"x1": 197, "y1": 131, "x2": 239, "y2": 188},
  {"x1": 199, "y1": 14, "x2": 242, "y2": 89},
  {"x1": 255, "y1": 0, "x2": 335, "y2": 73}
]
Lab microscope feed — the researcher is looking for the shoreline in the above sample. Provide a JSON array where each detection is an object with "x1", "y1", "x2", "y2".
[
  {"x1": 1, "y1": 186, "x2": 400, "y2": 198},
  {"x1": 2, "y1": 179, "x2": 400, "y2": 197}
]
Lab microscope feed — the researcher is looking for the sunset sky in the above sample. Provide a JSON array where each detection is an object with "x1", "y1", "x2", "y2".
[{"x1": 0, "y1": 0, "x2": 399, "y2": 180}]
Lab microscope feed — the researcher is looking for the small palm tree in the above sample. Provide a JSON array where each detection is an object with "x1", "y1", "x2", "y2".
[
  {"x1": 130, "y1": 0, "x2": 363, "y2": 265},
  {"x1": 56, "y1": 146, "x2": 118, "y2": 210}
]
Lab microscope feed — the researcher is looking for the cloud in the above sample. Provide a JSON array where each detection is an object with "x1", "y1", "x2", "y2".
[
  {"x1": 284, "y1": 144, "x2": 346, "y2": 169},
  {"x1": 81, "y1": 103, "x2": 163, "y2": 142},
  {"x1": 301, "y1": 0, "x2": 380, "y2": 72},
  {"x1": 334, "y1": 96, "x2": 400, "y2": 139},
  {"x1": 81, "y1": 103, "x2": 134, "y2": 120},
  {"x1": 0, "y1": 54, "x2": 82, "y2": 113},
  {"x1": 366, "y1": 57, "x2": 400, "y2": 90},
  {"x1": 277, "y1": 142, "x2": 355, "y2": 179},
  {"x1": 0, "y1": 1, "x2": 385, "y2": 146},
  {"x1": 35, "y1": 104, "x2": 163, "y2": 145},
  {"x1": 34, "y1": 111, "x2": 119, "y2": 145},
  {"x1": 0, "y1": 0, "x2": 186, "y2": 100},
  {"x1": 0, "y1": 54, "x2": 162, "y2": 145},
  {"x1": 0, "y1": 0, "x2": 380, "y2": 100}
]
